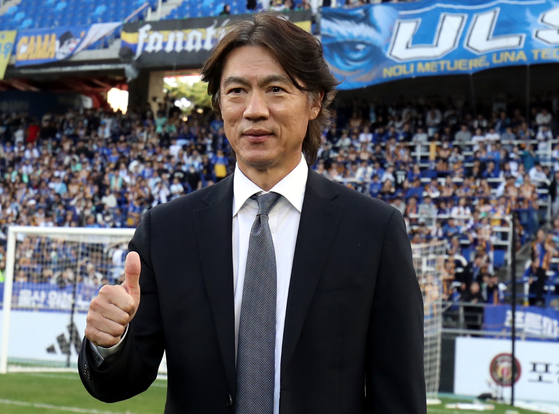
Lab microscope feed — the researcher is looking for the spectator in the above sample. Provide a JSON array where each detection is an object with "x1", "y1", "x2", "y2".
[
  {"x1": 535, "y1": 108, "x2": 552, "y2": 128},
  {"x1": 368, "y1": 174, "x2": 382, "y2": 198},
  {"x1": 529, "y1": 162, "x2": 549, "y2": 187},
  {"x1": 418, "y1": 195, "x2": 437, "y2": 226},
  {"x1": 501, "y1": 126, "x2": 516, "y2": 150},
  {"x1": 531, "y1": 229, "x2": 551, "y2": 305},
  {"x1": 390, "y1": 196, "x2": 405, "y2": 216},
  {"x1": 443, "y1": 217, "x2": 461, "y2": 240},
  {"x1": 536, "y1": 125, "x2": 553, "y2": 152},
  {"x1": 454, "y1": 125, "x2": 471, "y2": 143},
  {"x1": 412, "y1": 127, "x2": 428, "y2": 143},
  {"x1": 521, "y1": 144, "x2": 538, "y2": 171},
  {"x1": 484, "y1": 127, "x2": 500, "y2": 144},
  {"x1": 219, "y1": 4, "x2": 231, "y2": 15},
  {"x1": 425, "y1": 108, "x2": 442, "y2": 136},
  {"x1": 169, "y1": 177, "x2": 185, "y2": 200},
  {"x1": 460, "y1": 281, "x2": 485, "y2": 330},
  {"x1": 296, "y1": 0, "x2": 311, "y2": 9},
  {"x1": 550, "y1": 171, "x2": 559, "y2": 216},
  {"x1": 483, "y1": 274, "x2": 504, "y2": 305},
  {"x1": 424, "y1": 178, "x2": 441, "y2": 199}
]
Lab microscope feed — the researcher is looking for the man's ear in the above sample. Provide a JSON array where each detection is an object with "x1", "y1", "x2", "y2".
[
  {"x1": 215, "y1": 93, "x2": 222, "y2": 118},
  {"x1": 309, "y1": 91, "x2": 324, "y2": 121}
]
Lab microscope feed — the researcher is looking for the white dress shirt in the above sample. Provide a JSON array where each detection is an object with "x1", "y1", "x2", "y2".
[
  {"x1": 94, "y1": 154, "x2": 308, "y2": 414},
  {"x1": 233, "y1": 154, "x2": 307, "y2": 414}
]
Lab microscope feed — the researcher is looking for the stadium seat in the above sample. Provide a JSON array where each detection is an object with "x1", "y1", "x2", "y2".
[
  {"x1": 20, "y1": 18, "x2": 34, "y2": 29},
  {"x1": 493, "y1": 250, "x2": 506, "y2": 268},
  {"x1": 14, "y1": 11, "x2": 26, "y2": 22},
  {"x1": 4, "y1": 6, "x2": 18, "y2": 16},
  {"x1": 0, "y1": 0, "x2": 256, "y2": 44},
  {"x1": 93, "y1": 5, "x2": 107, "y2": 16},
  {"x1": 54, "y1": 2, "x2": 68, "y2": 12}
]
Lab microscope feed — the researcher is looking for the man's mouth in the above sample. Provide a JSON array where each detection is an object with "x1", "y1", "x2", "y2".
[{"x1": 243, "y1": 129, "x2": 273, "y2": 142}]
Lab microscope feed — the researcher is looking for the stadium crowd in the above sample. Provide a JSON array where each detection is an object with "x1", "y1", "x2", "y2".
[{"x1": 0, "y1": 94, "x2": 558, "y2": 307}]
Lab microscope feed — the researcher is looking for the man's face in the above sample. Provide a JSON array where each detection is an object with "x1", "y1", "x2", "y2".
[
  {"x1": 471, "y1": 282, "x2": 480, "y2": 294},
  {"x1": 219, "y1": 45, "x2": 320, "y2": 177}
]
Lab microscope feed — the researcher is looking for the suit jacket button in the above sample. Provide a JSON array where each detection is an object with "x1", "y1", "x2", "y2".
[{"x1": 227, "y1": 394, "x2": 233, "y2": 407}]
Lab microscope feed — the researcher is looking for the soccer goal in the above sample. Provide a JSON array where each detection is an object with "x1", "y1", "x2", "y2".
[
  {"x1": 0, "y1": 226, "x2": 135, "y2": 374},
  {"x1": 412, "y1": 240, "x2": 446, "y2": 405}
]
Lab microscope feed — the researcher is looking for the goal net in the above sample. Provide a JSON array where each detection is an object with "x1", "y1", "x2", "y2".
[
  {"x1": 0, "y1": 226, "x2": 134, "y2": 373},
  {"x1": 1, "y1": 225, "x2": 445, "y2": 394},
  {"x1": 412, "y1": 240, "x2": 446, "y2": 404}
]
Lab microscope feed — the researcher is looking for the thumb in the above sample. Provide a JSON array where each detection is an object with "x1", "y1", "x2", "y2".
[{"x1": 123, "y1": 251, "x2": 141, "y2": 306}]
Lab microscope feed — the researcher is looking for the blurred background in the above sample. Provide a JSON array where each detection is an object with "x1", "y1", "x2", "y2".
[{"x1": 0, "y1": 0, "x2": 559, "y2": 413}]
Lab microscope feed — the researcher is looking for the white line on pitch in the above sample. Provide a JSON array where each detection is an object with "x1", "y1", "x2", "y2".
[
  {"x1": 29, "y1": 373, "x2": 80, "y2": 380},
  {"x1": 0, "y1": 398, "x2": 140, "y2": 414},
  {"x1": 26, "y1": 373, "x2": 167, "y2": 388}
]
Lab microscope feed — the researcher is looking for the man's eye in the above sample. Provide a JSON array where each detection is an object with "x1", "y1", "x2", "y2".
[
  {"x1": 228, "y1": 88, "x2": 243, "y2": 94},
  {"x1": 270, "y1": 86, "x2": 284, "y2": 93}
]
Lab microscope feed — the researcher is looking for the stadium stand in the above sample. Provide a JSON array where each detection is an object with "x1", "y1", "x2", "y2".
[
  {"x1": 0, "y1": 0, "x2": 352, "y2": 32},
  {"x1": 0, "y1": 94, "x2": 558, "y2": 308},
  {"x1": 0, "y1": 0, "x2": 156, "y2": 30},
  {"x1": 166, "y1": 0, "x2": 247, "y2": 19},
  {"x1": 0, "y1": 0, "x2": 557, "y2": 308}
]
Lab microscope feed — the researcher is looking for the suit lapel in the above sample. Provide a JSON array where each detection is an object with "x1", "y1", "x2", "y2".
[
  {"x1": 281, "y1": 170, "x2": 344, "y2": 373},
  {"x1": 193, "y1": 175, "x2": 236, "y2": 394}
]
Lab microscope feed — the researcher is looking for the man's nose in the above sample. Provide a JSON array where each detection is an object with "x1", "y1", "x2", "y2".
[{"x1": 243, "y1": 90, "x2": 269, "y2": 120}]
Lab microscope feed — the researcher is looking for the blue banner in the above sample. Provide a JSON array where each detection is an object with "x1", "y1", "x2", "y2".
[
  {"x1": 322, "y1": 0, "x2": 559, "y2": 90},
  {"x1": 14, "y1": 26, "x2": 88, "y2": 67},
  {"x1": 0, "y1": 282, "x2": 99, "y2": 313},
  {"x1": 484, "y1": 305, "x2": 559, "y2": 341},
  {"x1": 13, "y1": 23, "x2": 121, "y2": 67}
]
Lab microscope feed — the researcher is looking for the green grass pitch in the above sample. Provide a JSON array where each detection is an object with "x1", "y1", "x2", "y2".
[{"x1": 0, "y1": 372, "x2": 543, "y2": 414}]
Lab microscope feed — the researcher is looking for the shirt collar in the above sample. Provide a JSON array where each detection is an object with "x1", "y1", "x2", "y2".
[{"x1": 233, "y1": 154, "x2": 308, "y2": 217}]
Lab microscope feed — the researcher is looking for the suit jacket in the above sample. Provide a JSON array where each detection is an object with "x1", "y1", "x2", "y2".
[{"x1": 79, "y1": 169, "x2": 426, "y2": 414}]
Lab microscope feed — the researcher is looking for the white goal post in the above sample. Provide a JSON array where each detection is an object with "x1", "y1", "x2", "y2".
[
  {"x1": 412, "y1": 240, "x2": 446, "y2": 404},
  {"x1": 0, "y1": 226, "x2": 135, "y2": 374}
]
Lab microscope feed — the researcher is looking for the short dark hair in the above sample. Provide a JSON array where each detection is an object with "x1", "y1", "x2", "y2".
[{"x1": 201, "y1": 12, "x2": 338, "y2": 165}]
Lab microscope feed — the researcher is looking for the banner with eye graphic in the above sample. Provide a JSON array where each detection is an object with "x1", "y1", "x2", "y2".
[{"x1": 322, "y1": 0, "x2": 559, "y2": 90}]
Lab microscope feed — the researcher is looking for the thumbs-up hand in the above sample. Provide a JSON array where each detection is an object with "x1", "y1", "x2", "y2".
[{"x1": 85, "y1": 252, "x2": 142, "y2": 348}]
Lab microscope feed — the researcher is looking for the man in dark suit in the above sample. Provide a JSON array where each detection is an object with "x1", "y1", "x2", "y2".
[{"x1": 79, "y1": 12, "x2": 426, "y2": 414}]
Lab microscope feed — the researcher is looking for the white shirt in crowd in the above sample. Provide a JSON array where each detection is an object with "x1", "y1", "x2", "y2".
[
  {"x1": 450, "y1": 205, "x2": 471, "y2": 219},
  {"x1": 536, "y1": 128, "x2": 553, "y2": 152},
  {"x1": 169, "y1": 182, "x2": 184, "y2": 198},
  {"x1": 536, "y1": 111, "x2": 552, "y2": 126},
  {"x1": 412, "y1": 131, "x2": 428, "y2": 142},
  {"x1": 529, "y1": 166, "x2": 549, "y2": 186},
  {"x1": 102, "y1": 193, "x2": 117, "y2": 209},
  {"x1": 381, "y1": 170, "x2": 395, "y2": 183},
  {"x1": 336, "y1": 136, "x2": 352, "y2": 150},
  {"x1": 359, "y1": 131, "x2": 373, "y2": 144},
  {"x1": 356, "y1": 164, "x2": 372, "y2": 181},
  {"x1": 14, "y1": 128, "x2": 25, "y2": 145},
  {"x1": 484, "y1": 131, "x2": 500, "y2": 142},
  {"x1": 552, "y1": 148, "x2": 559, "y2": 172},
  {"x1": 471, "y1": 134, "x2": 485, "y2": 151},
  {"x1": 169, "y1": 143, "x2": 182, "y2": 158}
]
